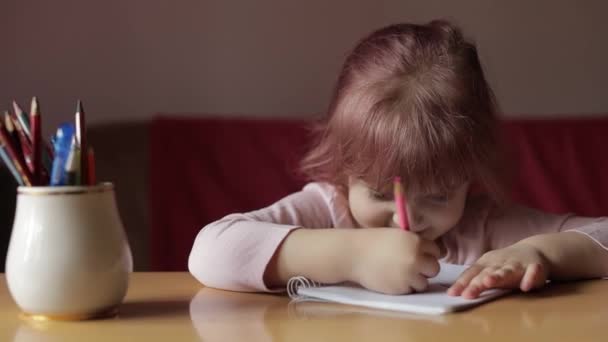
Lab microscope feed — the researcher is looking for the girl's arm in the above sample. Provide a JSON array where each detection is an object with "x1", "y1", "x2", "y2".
[
  {"x1": 264, "y1": 228, "x2": 359, "y2": 287},
  {"x1": 266, "y1": 227, "x2": 442, "y2": 294},
  {"x1": 189, "y1": 182, "x2": 441, "y2": 294},
  {"x1": 518, "y1": 231, "x2": 608, "y2": 280},
  {"x1": 188, "y1": 183, "x2": 337, "y2": 292},
  {"x1": 448, "y1": 202, "x2": 608, "y2": 298}
]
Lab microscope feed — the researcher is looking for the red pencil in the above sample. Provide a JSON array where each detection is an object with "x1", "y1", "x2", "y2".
[
  {"x1": 12, "y1": 110, "x2": 52, "y2": 184},
  {"x1": 0, "y1": 120, "x2": 33, "y2": 186},
  {"x1": 3, "y1": 112, "x2": 24, "y2": 161},
  {"x1": 11, "y1": 101, "x2": 31, "y2": 140},
  {"x1": 14, "y1": 100, "x2": 53, "y2": 169},
  {"x1": 393, "y1": 176, "x2": 410, "y2": 231},
  {"x1": 30, "y1": 97, "x2": 42, "y2": 185},
  {"x1": 76, "y1": 100, "x2": 88, "y2": 185},
  {"x1": 6, "y1": 111, "x2": 33, "y2": 173}
]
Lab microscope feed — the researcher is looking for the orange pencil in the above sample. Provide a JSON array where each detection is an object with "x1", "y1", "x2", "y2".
[
  {"x1": 30, "y1": 97, "x2": 42, "y2": 185},
  {"x1": 393, "y1": 176, "x2": 409, "y2": 231}
]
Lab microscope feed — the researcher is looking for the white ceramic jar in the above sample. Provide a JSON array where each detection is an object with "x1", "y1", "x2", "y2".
[{"x1": 5, "y1": 183, "x2": 133, "y2": 320}]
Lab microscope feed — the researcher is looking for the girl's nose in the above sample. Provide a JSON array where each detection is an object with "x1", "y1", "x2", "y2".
[{"x1": 403, "y1": 206, "x2": 426, "y2": 232}]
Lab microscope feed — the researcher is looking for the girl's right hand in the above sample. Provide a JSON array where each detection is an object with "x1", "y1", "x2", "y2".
[{"x1": 350, "y1": 228, "x2": 441, "y2": 295}]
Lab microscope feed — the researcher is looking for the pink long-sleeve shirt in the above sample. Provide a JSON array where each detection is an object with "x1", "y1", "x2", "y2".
[{"x1": 188, "y1": 182, "x2": 608, "y2": 292}]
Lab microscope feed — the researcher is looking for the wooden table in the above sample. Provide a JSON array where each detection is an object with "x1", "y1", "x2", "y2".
[{"x1": 0, "y1": 273, "x2": 607, "y2": 341}]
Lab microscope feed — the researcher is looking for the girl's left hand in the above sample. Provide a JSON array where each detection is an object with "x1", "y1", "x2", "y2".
[{"x1": 447, "y1": 243, "x2": 550, "y2": 299}]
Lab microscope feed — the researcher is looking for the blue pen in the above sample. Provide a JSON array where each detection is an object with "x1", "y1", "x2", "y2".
[{"x1": 50, "y1": 123, "x2": 75, "y2": 186}]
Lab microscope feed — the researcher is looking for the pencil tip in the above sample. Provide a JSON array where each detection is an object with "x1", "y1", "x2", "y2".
[
  {"x1": 11, "y1": 101, "x2": 22, "y2": 115},
  {"x1": 77, "y1": 100, "x2": 83, "y2": 114},
  {"x1": 31, "y1": 97, "x2": 39, "y2": 115},
  {"x1": 4, "y1": 113, "x2": 13, "y2": 131}
]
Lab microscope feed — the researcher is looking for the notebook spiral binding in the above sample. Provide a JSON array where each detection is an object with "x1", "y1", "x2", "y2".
[{"x1": 286, "y1": 276, "x2": 321, "y2": 300}]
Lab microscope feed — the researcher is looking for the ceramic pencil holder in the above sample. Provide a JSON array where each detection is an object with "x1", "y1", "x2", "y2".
[{"x1": 5, "y1": 182, "x2": 133, "y2": 320}]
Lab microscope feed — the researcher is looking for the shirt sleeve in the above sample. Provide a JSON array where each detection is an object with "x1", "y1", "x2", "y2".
[
  {"x1": 188, "y1": 183, "x2": 338, "y2": 292},
  {"x1": 485, "y1": 202, "x2": 608, "y2": 252},
  {"x1": 442, "y1": 196, "x2": 608, "y2": 265}
]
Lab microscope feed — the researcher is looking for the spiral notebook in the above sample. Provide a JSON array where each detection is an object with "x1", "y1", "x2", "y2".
[{"x1": 287, "y1": 263, "x2": 509, "y2": 315}]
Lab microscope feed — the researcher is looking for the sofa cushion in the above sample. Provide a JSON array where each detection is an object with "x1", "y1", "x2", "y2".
[{"x1": 150, "y1": 115, "x2": 608, "y2": 271}]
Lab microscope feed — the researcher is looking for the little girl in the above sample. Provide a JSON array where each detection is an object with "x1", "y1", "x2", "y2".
[{"x1": 189, "y1": 20, "x2": 608, "y2": 299}]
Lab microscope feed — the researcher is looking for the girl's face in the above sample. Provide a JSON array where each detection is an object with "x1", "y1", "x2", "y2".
[{"x1": 348, "y1": 177, "x2": 469, "y2": 240}]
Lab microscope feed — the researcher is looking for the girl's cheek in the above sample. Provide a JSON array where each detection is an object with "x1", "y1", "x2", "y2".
[
  {"x1": 427, "y1": 210, "x2": 459, "y2": 232},
  {"x1": 353, "y1": 205, "x2": 388, "y2": 228},
  {"x1": 359, "y1": 210, "x2": 384, "y2": 228},
  {"x1": 350, "y1": 202, "x2": 372, "y2": 227},
  {"x1": 443, "y1": 210, "x2": 464, "y2": 230}
]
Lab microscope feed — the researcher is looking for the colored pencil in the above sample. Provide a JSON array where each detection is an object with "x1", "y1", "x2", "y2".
[
  {"x1": 65, "y1": 136, "x2": 81, "y2": 185},
  {"x1": 7, "y1": 111, "x2": 34, "y2": 173},
  {"x1": 393, "y1": 176, "x2": 409, "y2": 231},
  {"x1": 30, "y1": 97, "x2": 42, "y2": 185},
  {"x1": 3, "y1": 112, "x2": 24, "y2": 160},
  {"x1": 0, "y1": 120, "x2": 33, "y2": 186},
  {"x1": 75, "y1": 100, "x2": 88, "y2": 185},
  {"x1": 0, "y1": 145, "x2": 24, "y2": 185},
  {"x1": 12, "y1": 101, "x2": 31, "y2": 140},
  {"x1": 14, "y1": 111, "x2": 53, "y2": 185},
  {"x1": 14, "y1": 100, "x2": 53, "y2": 172}
]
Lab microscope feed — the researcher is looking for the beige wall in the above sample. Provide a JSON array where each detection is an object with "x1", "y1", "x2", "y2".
[{"x1": 3, "y1": 0, "x2": 608, "y2": 135}]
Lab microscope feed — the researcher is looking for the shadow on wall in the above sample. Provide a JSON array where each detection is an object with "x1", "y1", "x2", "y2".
[{"x1": 0, "y1": 121, "x2": 151, "y2": 272}]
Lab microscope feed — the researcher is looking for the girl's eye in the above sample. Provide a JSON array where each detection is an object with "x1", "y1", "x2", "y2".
[
  {"x1": 369, "y1": 190, "x2": 389, "y2": 201},
  {"x1": 427, "y1": 194, "x2": 449, "y2": 203}
]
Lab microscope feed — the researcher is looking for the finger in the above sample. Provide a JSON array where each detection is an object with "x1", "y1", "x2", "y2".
[
  {"x1": 418, "y1": 255, "x2": 440, "y2": 278},
  {"x1": 482, "y1": 265, "x2": 518, "y2": 288},
  {"x1": 420, "y1": 240, "x2": 441, "y2": 258},
  {"x1": 462, "y1": 267, "x2": 501, "y2": 299},
  {"x1": 409, "y1": 274, "x2": 429, "y2": 293},
  {"x1": 447, "y1": 264, "x2": 484, "y2": 296},
  {"x1": 520, "y1": 263, "x2": 546, "y2": 292},
  {"x1": 476, "y1": 266, "x2": 527, "y2": 296}
]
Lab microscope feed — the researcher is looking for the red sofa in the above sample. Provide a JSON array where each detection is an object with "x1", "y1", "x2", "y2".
[{"x1": 149, "y1": 116, "x2": 608, "y2": 271}]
